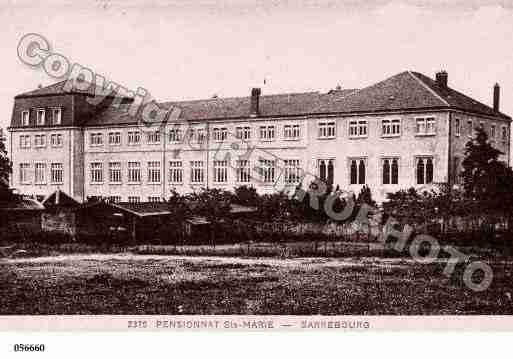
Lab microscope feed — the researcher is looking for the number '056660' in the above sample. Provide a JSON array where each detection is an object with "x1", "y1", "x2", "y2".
[{"x1": 13, "y1": 344, "x2": 45, "y2": 352}]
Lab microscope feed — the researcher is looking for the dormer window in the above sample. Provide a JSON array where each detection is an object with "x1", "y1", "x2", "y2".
[
  {"x1": 52, "y1": 108, "x2": 62, "y2": 125},
  {"x1": 36, "y1": 109, "x2": 45, "y2": 126},
  {"x1": 21, "y1": 111, "x2": 29, "y2": 126}
]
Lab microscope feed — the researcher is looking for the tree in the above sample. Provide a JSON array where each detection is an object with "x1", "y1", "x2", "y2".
[
  {"x1": 461, "y1": 127, "x2": 513, "y2": 207},
  {"x1": 356, "y1": 185, "x2": 376, "y2": 207},
  {"x1": 0, "y1": 130, "x2": 13, "y2": 201}
]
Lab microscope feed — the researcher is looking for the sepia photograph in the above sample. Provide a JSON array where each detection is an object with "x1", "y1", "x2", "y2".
[{"x1": 1, "y1": 0, "x2": 513, "y2": 331}]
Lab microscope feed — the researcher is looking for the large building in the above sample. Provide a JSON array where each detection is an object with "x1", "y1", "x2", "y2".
[{"x1": 7, "y1": 70, "x2": 511, "y2": 203}]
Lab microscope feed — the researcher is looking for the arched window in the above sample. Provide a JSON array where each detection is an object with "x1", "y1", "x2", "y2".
[
  {"x1": 327, "y1": 160, "x2": 334, "y2": 185},
  {"x1": 358, "y1": 160, "x2": 365, "y2": 184},
  {"x1": 426, "y1": 158, "x2": 433, "y2": 184},
  {"x1": 350, "y1": 160, "x2": 357, "y2": 184},
  {"x1": 383, "y1": 159, "x2": 390, "y2": 184},
  {"x1": 417, "y1": 158, "x2": 425, "y2": 184},
  {"x1": 391, "y1": 159, "x2": 398, "y2": 184},
  {"x1": 319, "y1": 160, "x2": 326, "y2": 181}
]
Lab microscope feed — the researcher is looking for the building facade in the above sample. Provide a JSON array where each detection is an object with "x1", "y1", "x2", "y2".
[{"x1": 8, "y1": 71, "x2": 511, "y2": 203}]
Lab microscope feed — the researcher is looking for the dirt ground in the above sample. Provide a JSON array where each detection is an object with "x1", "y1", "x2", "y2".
[{"x1": 1, "y1": 253, "x2": 512, "y2": 315}]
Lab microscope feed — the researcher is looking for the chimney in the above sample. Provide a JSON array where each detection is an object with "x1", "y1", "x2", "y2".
[
  {"x1": 250, "y1": 87, "x2": 261, "y2": 116},
  {"x1": 435, "y1": 71, "x2": 448, "y2": 88},
  {"x1": 494, "y1": 83, "x2": 500, "y2": 112}
]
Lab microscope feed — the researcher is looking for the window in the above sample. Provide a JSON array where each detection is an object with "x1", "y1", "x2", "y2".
[
  {"x1": 146, "y1": 130, "x2": 161, "y2": 144},
  {"x1": 382, "y1": 119, "x2": 401, "y2": 136},
  {"x1": 467, "y1": 120, "x2": 473, "y2": 136},
  {"x1": 50, "y1": 163, "x2": 63, "y2": 184},
  {"x1": 169, "y1": 161, "x2": 183, "y2": 183},
  {"x1": 284, "y1": 124, "x2": 301, "y2": 140},
  {"x1": 90, "y1": 163, "x2": 103, "y2": 183},
  {"x1": 148, "y1": 196, "x2": 161, "y2": 203},
  {"x1": 502, "y1": 126, "x2": 508, "y2": 144},
  {"x1": 108, "y1": 132, "x2": 121, "y2": 145},
  {"x1": 416, "y1": 157, "x2": 434, "y2": 185},
  {"x1": 212, "y1": 128, "x2": 228, "y2": 142},
  {"x1": 34, "y1": 134, "x2": 46, "y2": 147},
  {"x1": 259, "y1": 126, "x2": 275, "y2": 141},
  {"x1": 236, "y1": 160, "x2": 251, "y2": 183},
  {"x1": 284, "y1": 159, "x2": 301, "y2": 184},
  {"x1": 455, "y1": 118, "x2": 461, "y2": 137},
  {"x1": 147, "y1": 161, "x2": 161, "y2": 183},
  {"x1": 127, "y1": 162, "x2": 141, "y2": 183},
  {"x1": 349, "y1": 158, "x2": 366, "y2": 185},
  {"x1": 128, "y1": 196, "x2": 140, "y2": 203},
  {"x1": 491, "y1": 124, "x2": 496, "y2": 139},
  {"x1": 349, "y1": 120, "x2": 368, "y2": 138},
  {"x1": 90, "y1": 133, "x2": 103, "y2": 146},
  {"x1": 416, "y1": 117, "x2": 436, "y2": 135},
  {"x1": 109, "y1": 162, "x2": 122, "y2": 183},
  {"x1": 36, "y1": 109, "x2": 45, "y2": 126},
  {"x1": 190, "y1": 161, "x2": 204, "y2": 183},
  {"x1": 169, "y1": 127, "x2": 182, "y2": 142},
  {"x1": 318, "y1": 121, "x2": 336, "y2": 138},
  {"x1": 52, "y1": 108, "x2": 62, "y2": 125},
  {"x1": 382, "y1": 158, "x2": 399, "y2": 185},
  {"x1": 51, "y1": 134, "x2": 63, "y2": 147},
  {"x1": 19, "y1": 135, "x2": 30, "y2": 149},
  {"x1": 259, "y1": 159, "x2": 275, "y2": 183},
  {"x1": 19, "y1": 163, "x2": 30, "y2": 184},
  {"x1": 235, "y1": 126, "x2": 251, "y2": 140},
  {"x1": 106, "y1": 196, "x2": 121, "y2": 203},
  {"x1": 34, "y1": 163, "x2": 46, "y2": 184},
  {"x1": 213, "y1": 160, "x2": 228, "y2": 183},
  {"x1": 21, "y1": 110, "x2": 30, "y2": 126},
  {"x1": 318, "y1": 159, "x2": 334, "y2": 185},
  {"x1": 127, "y1": 131, "x2": 140, "y2": 145},
  {"x1": 188, "y1": 128, "x2": 206, "y2": 143}
]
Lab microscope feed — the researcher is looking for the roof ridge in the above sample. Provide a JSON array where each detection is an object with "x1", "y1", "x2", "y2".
[{"x1": 407, "y1": 71, "x2": 450, "y2": 106}]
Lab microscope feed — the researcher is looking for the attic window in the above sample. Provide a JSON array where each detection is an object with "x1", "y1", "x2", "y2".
[
  {"x1": 52, "y1": 108, "x2": 62, "y2": 125},
  {"x1": 36, "y1": 109, "x2": 45, "y2": 126},
  {"x1": 21, "y1": 110, "x2": 29, "y2": 126}
]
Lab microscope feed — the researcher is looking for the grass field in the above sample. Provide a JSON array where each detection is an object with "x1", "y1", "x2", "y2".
[{"x1": 1, "y1": 251, "x2": 513, "y2": 315}]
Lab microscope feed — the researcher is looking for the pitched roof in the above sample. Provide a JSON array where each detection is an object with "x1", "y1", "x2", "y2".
[
  {"x1": 313, "y1": 71, "x2": 510, "y2": 120},
  {"x1": 410, "y1": 71, "x2": 510, "y2": 119},
  {"x1": 41, "y1": 190, "x2": 80, "y2": 209},
  {"x1": 85, "y1": 90, "x2": 357, "y2": 126},
  {"x1": 17, "y1": 71, "x2": 510, "y2": 123},
  {"x1": 15, "y1": 80, "x2": 130, "y2": 99}
]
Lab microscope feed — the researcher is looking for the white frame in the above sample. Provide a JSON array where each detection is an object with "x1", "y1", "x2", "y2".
[
  {"x1": 317, "y1": 120, "x2": 336, "y2": 139},
  {"x1": 51, "y1": 107, "x2": 62, "y2": 125},
  {"x1": 36, "y1": 108, "x2": 46, "y2": 126},
  {"x1": 21, "y1": 110, "x2": 30, "y2": 126},
  {"x1": 50, "y1": 163, "x2": 64, "y2": 184}
]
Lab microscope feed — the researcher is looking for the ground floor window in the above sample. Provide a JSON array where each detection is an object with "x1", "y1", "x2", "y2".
[
  {"x1": 349, "y1": 158, "x2": 366, "y2": 185},
  {"x1": 148, "y1": 196, "x2": 161, "y2": 203},
  {"x1": 90, "y1": 163, "x2": 103, "y2": 183},
  {"x1": 128, "y1": 196, "x2": 140, "y2": 203},
  {"x1": 259, "y1": 159, "x2": 275, "y2": 183},
  {"x1": 51, "y1": 163, "x2": 63, "y2": 184},
  {"x1": 35, "y1": 163, "x2": 46, "y2": 184},
  {"x1": 128, "y1": 162, "x2": 141, "y2": 183},
  {"x1": 190, "y1": 161, "x2": 204, "y2": 183},
  {"x1": 284, "y1": 159, "x2": 301, "y2": 184},
  {"x1": 213, "y1": 160, "x2": 228, "y2": 183},
  {"x1": 318, "y1": 159, "x2": 334, "y2": 185},
  {"x1": 416, "y1": 157, "x2": 434, "y2": 185},
  {"x1": 169, "y1": 161, "x2": 183, "y2": 184},
  {"x1": 19, "y1": 163, "x2": 30, "y2": 184},
  {"x1": 382, "y1": 157, "x2": 399, "y2": 185},
  {"x1": 147, "y1": 161, "x2": 161, "y2": 184},
  {"x1": 236, "y1": 160, "x2": 251, "y2": 183},
  {"x1": 106, "y1": 196, "x2": 121, "y2": 203}
]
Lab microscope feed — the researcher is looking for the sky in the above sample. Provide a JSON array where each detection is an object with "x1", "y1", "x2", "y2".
[{"x1": 1, "y1": 0, "x2": 513, "y2": 134}]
